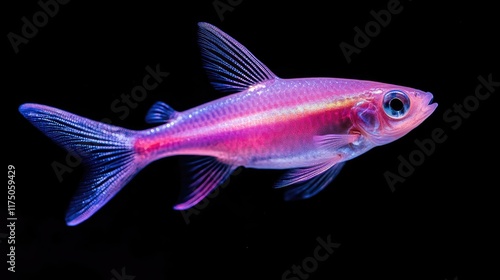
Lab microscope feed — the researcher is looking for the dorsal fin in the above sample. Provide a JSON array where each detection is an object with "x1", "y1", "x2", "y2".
[{"x1": 198, "y1": 22, "x2": 279, "y2": 93}]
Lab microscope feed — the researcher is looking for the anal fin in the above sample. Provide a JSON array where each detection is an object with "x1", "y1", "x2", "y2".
[{"x1": 174, "y1": 156, "x2": 238, "y2": 210}]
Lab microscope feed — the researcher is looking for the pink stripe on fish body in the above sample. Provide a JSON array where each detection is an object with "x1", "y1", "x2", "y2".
[{"x1": 135, "y1": 77, "x2": 382, "y2": 167}]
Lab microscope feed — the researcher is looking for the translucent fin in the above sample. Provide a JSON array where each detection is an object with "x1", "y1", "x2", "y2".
[
  {"x1": 174, "y1": 156, "x2": 237, "y2": 210},
  {"x1": 19, "y1": 103, "x2": 142, "y2": 226},
  {"x1": 282, "y1": 162, "x2": 346, "y2": 201},
  {"x1": 198, "y1": 22, "x2": 278, "y2": 93},
  {"x1": 275, "y1": 154, "x2": 343, "y2": 189},
  {"x1": 313, "y1": 134, "x2": 360, "y2": 150},
  {"x1": 145, "y1": 101, "x2": 178, "y2": 124}
]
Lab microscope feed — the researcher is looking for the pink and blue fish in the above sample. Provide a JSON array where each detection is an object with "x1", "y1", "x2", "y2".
[{"x1": 19, "y1": 22, "x2": 438, "y2": 225}]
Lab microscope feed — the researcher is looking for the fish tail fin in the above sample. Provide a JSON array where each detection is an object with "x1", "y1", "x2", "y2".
[{"x1": 19, "y1": 103, "x2": 145, "y2": 226}]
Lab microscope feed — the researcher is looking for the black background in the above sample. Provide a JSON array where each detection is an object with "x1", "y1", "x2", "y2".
[{"x1": 4, "y1": 0, "x2": 498, "y2": 279}]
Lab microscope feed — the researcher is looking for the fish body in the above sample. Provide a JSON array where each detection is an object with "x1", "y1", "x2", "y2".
[
  {"x1": 137, "y1": 78, "x2": 409, "y2": 168},
  {"x1": 19, "y1": 23, "x2": 437, "y2": 225}
]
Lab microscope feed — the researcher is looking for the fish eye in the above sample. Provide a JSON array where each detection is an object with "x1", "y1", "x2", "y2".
[{"x1": 383, "y1": 90, "x2": 410, "y2": 119}]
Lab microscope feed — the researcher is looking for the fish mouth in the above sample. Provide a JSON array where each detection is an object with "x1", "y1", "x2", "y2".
[{"x1": 423, "y1": 92, "x2": 438, "y2": 116}]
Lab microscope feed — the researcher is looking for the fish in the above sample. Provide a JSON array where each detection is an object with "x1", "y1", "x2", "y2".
[{"x1": 19, "y1": 22, "x2": 438, "y2": 226}]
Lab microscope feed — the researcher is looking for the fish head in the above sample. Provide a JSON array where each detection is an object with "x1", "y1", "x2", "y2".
[{"x1": 350, "y1": 85, "x2": 438, "y2": 146}]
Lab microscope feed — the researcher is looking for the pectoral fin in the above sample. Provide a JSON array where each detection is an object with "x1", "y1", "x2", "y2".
[
  {"x1": 313, "y1": 134, "x2": 359, "y2": 150},
  {"x1": 275, "y1": 157, "x2": 345, "y2": 201}
]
